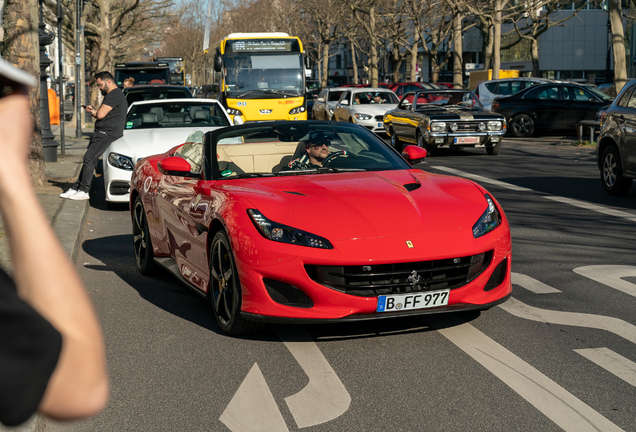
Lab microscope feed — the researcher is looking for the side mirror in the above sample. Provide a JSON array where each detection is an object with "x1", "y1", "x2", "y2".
[
  {"x1": 233, "y1": 116, "x2": 244, "y2": 125},
  {"x1": 401, "y1": 145, "x2": 427, "y2": 164},
  {"x1": 158, "y1": 156, "x2": 200, "y2": 177},
  {"x1": 317, "y1": 97, "x2": 326, "y2": 103},
  {"x1": 340, "y1": 100, "x2": 349, "y2": 106},
  {"x1": 214, "y1": 50, "x2": 223, "y2": 72}
]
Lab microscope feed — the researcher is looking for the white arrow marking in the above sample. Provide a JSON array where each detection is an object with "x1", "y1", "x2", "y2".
[
  {"x1": 574, "y1": 265, "x2": 636, "y2": 299},
  {"x1": 512, "y1": 273, "x2": 561, "y2": 294},
  {"x1": 220, "y1": 363, "x2": 289, "y2": 432},
  {"x1": 499, "y1": 297, "x2": 636, "y2": 344},
  {"x1": 427, "y1": 314, "x2": 624, "y2": 432},
  {"x1": 275, "y1": 326, "x2": 351, "y2": 429},
  {"x1": 574, "y1": 348, "x2": 636, "y2": 387}
]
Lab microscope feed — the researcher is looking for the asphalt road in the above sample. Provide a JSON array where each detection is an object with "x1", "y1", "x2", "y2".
[{"x1": 48, "y1": 139, "x2": 636, "y2": 431}]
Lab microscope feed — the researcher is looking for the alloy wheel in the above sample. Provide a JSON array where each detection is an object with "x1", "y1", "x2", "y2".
[
  {"x1": 603, "y1": 152, "x2": 617, "y2": 187},
  {"x1": 210, "y1": 236, "x2": 235, "y2": 327},
  {"x1": 132, "y1": 200, "x2": 148, "y2": 268}
]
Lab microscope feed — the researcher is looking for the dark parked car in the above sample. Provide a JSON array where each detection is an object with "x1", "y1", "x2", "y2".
[
  {"x1": 123, "y1": 85, "x2": 193, "y2": 105},
  {"x1": 384, "y1": 89, "x2": 506, "y2": 155},
  {"x1": 312, "y1": 87, "x2": 347, "y2": 120},
  {"x1": 492, "y1": 83, "x2": 613, "y2": 137},
  {"x1": 596, "y1": 79, "x2": 636, "y2": 195}
]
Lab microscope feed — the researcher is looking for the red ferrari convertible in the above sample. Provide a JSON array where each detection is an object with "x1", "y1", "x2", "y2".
[{"x1": 130, "y1": 121, "x2": 512, "y2": 334}]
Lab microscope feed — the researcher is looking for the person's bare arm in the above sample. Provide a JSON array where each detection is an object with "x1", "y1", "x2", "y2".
[
  {"x1": 86, "y1": 103, "x2": 113, "y2": 120},
  {"x1": 0, "y1": 93, "x2": 108, "y2": 420}
]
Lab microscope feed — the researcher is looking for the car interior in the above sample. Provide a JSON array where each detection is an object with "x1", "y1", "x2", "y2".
[{"x1": 126, "y1": 104, "x2": 230, "y2": 129}]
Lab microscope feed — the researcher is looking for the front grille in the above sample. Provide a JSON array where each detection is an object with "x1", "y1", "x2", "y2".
[
  {"x1": 375, "y1": 115, "x2": 384, "y2": 121},
  {"x1": 448, "y1": 121, "x2": 483, "y2": 133},
  {"x1": 305, "y1": 251, "x2": 493, "y2": 297}
]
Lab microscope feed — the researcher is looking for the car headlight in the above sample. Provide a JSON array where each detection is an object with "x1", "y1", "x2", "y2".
[
  {"x1": 248, "y1": 209, "x2": 333, "y2": 249},
  {"x1": 329, "y1": 108, "x2": 334, "y2": 114},
  {"x1": 226, "y1": 108, "x2": 243, "y2": 116},
  {"x1": 108, "y1": 152, "x2": 134, "y2": 171},
  {"x1": 430, "y1": 122, "x2": 446, "y2": 132},
  {"x1": 354, "y1": 113, "x2": 372, "y2": 120},
  {"x1": 289, "y1": 106, "x2": 306, "y2": 115},
  {"x1": 472, "y1": 194, "x2": 501, "y2": 238},
  {"x1": 487, "y1": 121, "x2": 503, "y2": 131}
]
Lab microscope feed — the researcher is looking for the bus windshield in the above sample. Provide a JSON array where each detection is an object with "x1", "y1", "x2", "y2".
[{"x1": 224, "y1": 53, "x2": 303, "y2": 98}]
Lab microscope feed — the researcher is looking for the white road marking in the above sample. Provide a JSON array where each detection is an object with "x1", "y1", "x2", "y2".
[
  {"x1": 512, "y1": 272, "x2": 561, "y2": 294},
  {"x1": 431, "y1": 166, "x2": 533, "y2": 191},
  {"x1": 276, "y1": 326, "x2": 351, "y2": 429},
  {"x1": 574, "y1": 265, "x2": 636, "y2": 299},
  {"x1": 545, "y1": 196, "x2": 636, "y2": 222},
  {"x1": 574, "y1": 348, "x2": 636, "y2": 387},
  {"x1": 499, "y1": 297, "x2": 636, "y2": 344},
  {"x1": 220, "y1": 363, "x2": 289, "y2": 432},
  {"x1": 427, "y1": 314, "x2": 624, "y2": 432},
  {"x1": 431, "y1": 166, "x2": 636, "y2": 222}
]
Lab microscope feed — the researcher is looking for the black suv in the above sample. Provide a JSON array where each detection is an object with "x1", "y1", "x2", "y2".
[{"x1": 597, "y1": 80, "x2": 636, "y2": 195}]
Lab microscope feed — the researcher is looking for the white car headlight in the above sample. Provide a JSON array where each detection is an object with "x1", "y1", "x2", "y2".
[
  {"x1": 248, "y1": 209, "x2": 333, "y2": 249},
  {"x1": 354, "y1": 113, "x2": 372, "y2": 120},
  {"x1": 108, "y1": 152, "x2": 134, "y2": 171},
  {"x1": 487, "y1": 121, "x2": 503, "y2": 131},
  {"x1": 472, "y1": 194, "x2": 501, "y2": 238},
  {"x1": 430, "y1": 122, "x2": 446, "y2": 132}
]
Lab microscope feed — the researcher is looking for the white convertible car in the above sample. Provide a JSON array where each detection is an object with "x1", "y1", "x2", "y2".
[
  {"x1": 102, "y1": 98, "x2": 237, "y2": 204},
  {"x1": 331, "y1": 88, "x2": 399, "y2": 134}
]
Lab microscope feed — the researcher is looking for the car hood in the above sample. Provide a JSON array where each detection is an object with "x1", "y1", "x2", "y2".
[
  {"x1": 217, "y1": 169, "x2": 489, "y2": 242},
  {"x1": 350, "y1": 104, "x2": 398, "y2": 115},
  {"x1": 106, "y1": 127, "x2": 223, "y2": 163}
]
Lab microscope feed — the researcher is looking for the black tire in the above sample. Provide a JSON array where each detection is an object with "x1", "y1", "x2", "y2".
[
  {"x1": 601, "y1": 145, "x2": 633, "y2": 195},
  {"x1": 132, "y1": 196, "x2": 157, "y2": 275},
  {"x1": 349, "y1": 117, "x2": 355, "y2": 123},
  {"x1": 209, "y1": 230, "x2": 263, "y2": 334},
  {"x1": 416, "y1": 130, "x2": 434, "y2": 156},
  {"x1": 390, "y1": 128, "x2": 402, "y2": 151},
  {"x1": 486, "y1": 141, "x2": 501, "y2": 155},
  {"x1": 510, "y1": 114, "x2": 535, "y2": 138}
]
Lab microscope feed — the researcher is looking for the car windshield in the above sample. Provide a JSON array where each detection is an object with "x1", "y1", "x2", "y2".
[
  {"x1": 124, "y1": 87, "x2": 192, "y2": 104},
  {"x1": 211, "y1": 123, "x2": 411, "y2": 178},
  {"x1": 352, "y1": 91, "x2": 399, "y2": 104},
  {"x1": 125, "y1": 102, "x2": 230, "y2": 129},
  {"x1": 115, "y1": 69, "x2": 170, "y2": 86},
  {"x1": 224, "y1": 53, "x2": 304, "y2": 98},
  {"x1": 404, "y1": 91, "x2": 484, "y2": 110}
]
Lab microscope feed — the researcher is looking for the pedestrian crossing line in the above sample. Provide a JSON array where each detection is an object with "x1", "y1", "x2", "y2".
[
  {"x1": 426, "y1": 314, "x2": 624, "y2": 432},
  {"x1": 574, "y1": 265, "x2": 636, "y2": 299},
  {"x1": 574, "y1": 348, "x2": 636, "y2": 388},
  {"x1": 512, "y1": 273, "x2": 562, "y2": 294}
]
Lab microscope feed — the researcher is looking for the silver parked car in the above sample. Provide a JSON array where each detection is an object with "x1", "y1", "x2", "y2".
[
  {"x1": 332, "y1": 88, "x2": 400, "y2": 134},
  {"x1": 475, "y1": 78, "x2": 554, "y2": 111},
  {"x1": 312, "y1": 87, "x2": 347, "y2": 121}
]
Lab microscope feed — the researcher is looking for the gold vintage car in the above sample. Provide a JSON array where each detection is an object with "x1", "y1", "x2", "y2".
[{"x1": 384, "y1": 90, "x2": 507, "y2": 155}]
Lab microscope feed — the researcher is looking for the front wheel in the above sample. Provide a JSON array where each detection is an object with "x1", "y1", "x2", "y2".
[
  {"x1": 601, "y1": 145, "x2": 633, "y2": 195},
  {"x1": 510, "y1": 114, "x2": 534, "y2": 138},
  {"x1": 209, "y1": 230, "x2": 263, "y2": 334},
  {"x1": 486, "y1": 142, "x2": 501, "y2": 155},
  {"x1": 132, "y1": 196, "x2": 157, "y2": 275}
]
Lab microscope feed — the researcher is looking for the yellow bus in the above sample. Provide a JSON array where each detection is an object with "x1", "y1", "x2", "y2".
[{"x1": 213, "y1": 32, "x2": 308, "y2": 122}]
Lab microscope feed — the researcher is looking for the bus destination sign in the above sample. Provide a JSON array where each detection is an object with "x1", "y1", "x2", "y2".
[{"x1": 231, "y1": 39, "x2": 292, "y2": 52}]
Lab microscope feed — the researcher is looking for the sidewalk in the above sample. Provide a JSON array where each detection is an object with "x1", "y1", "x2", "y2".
[{"x1": 0, "y1": 123, "x2": 92, "y2": 432}]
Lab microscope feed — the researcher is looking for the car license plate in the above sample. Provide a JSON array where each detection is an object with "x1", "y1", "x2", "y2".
[
  {"x1": 378, "y1": 122, "x2": 383, "y2": 128},
  {"x1": 376, "y1": 289, "x2": 450, "y2": 312},
  {"x1": 454, "y1": 137, "x2": 480, "y2": 144}
]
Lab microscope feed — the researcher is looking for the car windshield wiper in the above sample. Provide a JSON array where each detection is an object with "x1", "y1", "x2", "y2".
[
  {"x1": 223, "y1": 172, "x2": 275, "y2": 178},
  {"x1": 236, "y1": 89, "x2": 299, "y2": 98},
  {"x1": 277, "y1": 168, "x2": 366, "y2": 176}
]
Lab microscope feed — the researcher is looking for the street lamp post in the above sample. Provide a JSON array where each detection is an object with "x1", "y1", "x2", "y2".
[
  {"x1": 57, "y1": 0, "x2": 65, "y2": 155},
  {"x1": 39, "y1": 0, "x2": 59, "y2": 162}
]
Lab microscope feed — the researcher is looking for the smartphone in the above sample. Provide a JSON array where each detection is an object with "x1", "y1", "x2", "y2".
[{"x1": 81, "y1": 105, "x2": 87, "y2": 109}]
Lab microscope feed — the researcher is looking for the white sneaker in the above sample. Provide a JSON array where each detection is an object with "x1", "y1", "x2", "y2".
[
  {"x1": 68, "y1": 191, "x2": 90, "y2": 200},
  {"x1": 59, "y1": 188, "x2": 78, "y2": 198}
]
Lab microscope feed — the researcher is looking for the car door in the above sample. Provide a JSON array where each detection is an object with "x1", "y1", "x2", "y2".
[
  {"x1": 616, "y1": 86, "x2": 636, "y2": 175},
  {"x1": 562, "y1": 86, "x2": 604, "y2": 129},
  {"x1": 313, "y1": 90, "x2": 327, "y2": 120},
  {"x1": 526, "y1": 85, "x2": 564, "y2": 131},
  {"x1": 156, "y1": 141, "x2": 210, "y2": 291},
  {"x1": 387, "y1": 92, "x2": 416, "y2": 142},
  {"x1": 333, "y1": 91, "x2": 351, "y2": 122}
]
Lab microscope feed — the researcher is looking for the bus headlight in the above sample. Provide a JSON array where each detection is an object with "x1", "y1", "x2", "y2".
[{"x1": 289, "y1": 106, "x2": 306, "y2": 115}]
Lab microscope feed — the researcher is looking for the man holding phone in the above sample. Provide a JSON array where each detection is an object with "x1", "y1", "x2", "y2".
[
  {"x1": 60, "y1": 71, "x2": 127, "y2": 200},
  {"x1": 0, "y1": 59, "x2": 108, "y2": 426}
]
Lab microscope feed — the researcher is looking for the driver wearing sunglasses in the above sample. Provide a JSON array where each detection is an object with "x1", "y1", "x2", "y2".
[{"x1": 288, "y1": 131, "x2": 332, "y2": 170}]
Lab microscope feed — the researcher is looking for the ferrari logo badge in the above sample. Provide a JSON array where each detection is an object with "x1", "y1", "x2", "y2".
[{"x1": 406, "y1": 241, "x2": 414, "y2": 248}]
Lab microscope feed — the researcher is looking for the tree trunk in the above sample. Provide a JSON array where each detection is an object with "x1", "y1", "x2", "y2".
[
  {"x1": 321, "y1": 42, "x2": 329, "y2": 88},
  {"x1": 482, "y1": 25, "x2": 493, "y2": 71},
  {"x1": 609, "y1": 0, "x2": 627, "y2": 93},
  {"x1": 391, "y1": 48, "x2": 402, "y2": 83},
  {"x1": 492, "y1": 0, "x2": 502, "y2": 79},
  {"x1": 531, "y1": 38, "x2": 540, "y2": 77},
  {"x1": 368, "y1": 6, "x2": 378, "y2": 87},
  {"x1": 452, "y1": 11, "x2": 463, "y2": 88},
  {"x1": 2, "y1": 0, "x2": 46, "y2": 187},
  {"x1": 410, "y1": 33, "x2": 419, "y2": 82},
  {"x1": 431, "y1": 57, "x2": 441, "y2": 83},
  {"x1": 351, "y1": 42, "x2": 358, "y2": 84}
]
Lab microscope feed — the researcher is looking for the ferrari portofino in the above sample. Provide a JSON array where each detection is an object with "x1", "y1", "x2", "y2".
[{"x1": 130, "y1": 121, "x2": 512, "y2": 334}]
